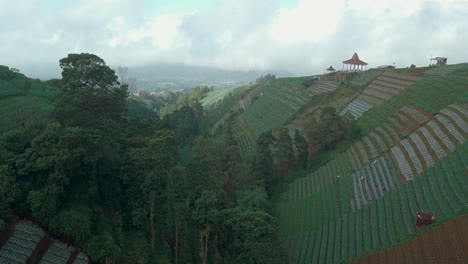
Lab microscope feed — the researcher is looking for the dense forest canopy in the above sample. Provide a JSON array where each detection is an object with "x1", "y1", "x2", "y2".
[{"x1": 0, "y1": 53, "x2": 312, "y2": 264}]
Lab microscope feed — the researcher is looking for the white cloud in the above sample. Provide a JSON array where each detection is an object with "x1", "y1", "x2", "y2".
[
  {"x1": 269, "y1": 0, "x2": 344, "y2": 45},
  {"x1": 107, "y1": 14, "x2": 186, "y2": 49},
  {"x1": 0, "y1": 0, "x2": 467, "y2": 77},
  {"x1": 42, "y1": 32, "x2": 61, "y2": 45}
]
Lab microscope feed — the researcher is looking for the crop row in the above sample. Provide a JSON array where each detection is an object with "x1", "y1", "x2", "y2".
[
  {"x1": 279, "y1": 143, "x2": 467, "y2": 263},
  {"x1": 350, "y1": 69, "x2": 383, "y2": 87},
  {"x1": 352, "y1": 214, "x2": 468, "y2": 264}
]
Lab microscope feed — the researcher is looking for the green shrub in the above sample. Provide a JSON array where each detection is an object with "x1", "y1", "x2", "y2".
[
  {"x1": 0, "y1": 219, "x2": 6, "y2": 232},
  {"x1": 85, "y1": 232, "x2": 120, "y2": 263},
  {"x1": 49, "y1": 209, "x2": 92, "y2": 245}
]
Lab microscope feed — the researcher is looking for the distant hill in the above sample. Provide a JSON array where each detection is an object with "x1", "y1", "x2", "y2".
[
  {"x1": 131, "y1": 63, "x2": 292, "y2": 81},
  {"x1": 130, "y1": 63, "x2": 293, "y2": 90},
  {"x1": 17, "y1": 63, "x2": 293, "y2": 91}
]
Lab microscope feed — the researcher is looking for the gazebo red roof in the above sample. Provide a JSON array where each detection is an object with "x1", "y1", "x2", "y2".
[{"x1": 343, "y1": 53, "x2": 368, "y2": 66}]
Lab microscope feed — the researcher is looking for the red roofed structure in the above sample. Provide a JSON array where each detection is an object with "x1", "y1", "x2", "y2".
[
  {"x1": 415, "y1": 211, "x2": 436, "y2": 230},
  {"x1": 342, "y1": 52, "x2": 368, "y2": 71}
]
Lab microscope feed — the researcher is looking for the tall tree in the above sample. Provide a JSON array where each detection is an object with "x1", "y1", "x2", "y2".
[
  {"x1": 219, "y1": 208, "x2": 285, "y2": 264},
  {"x1": 167, "y1": 166, "x2": 190, "y2": 264},
  {"x1": 127, "y1": 129, "x2": 176, "y2": 254},
  {"x1": 311, "y1": 106, "x2": 360, "y2": 150},
  {"x1": 55, "y1": 53, "x2": 128, "y2": 129},
  {"x1": 275, "y1": 128, "x2": 295, "y2": 182},
  {"x1": 127, "y1": 77, "x2": 137, "y2": 92},
  {"x1": 236, "y1": 186, "x2": 270, "y2": 212},
  {"x1": 166, "y1": 105, "x2": 199, "y2": 147},
  {"x1": 141, "y1": 169, "x2": 165, "y2": 254},
  {"x1": 117, "y1": 65, "x2": 129, "y2": 85},
  {"x1": 251, "y1": 130, "x2": 275, "y2": 196},
  {"x1": 294, "y1": 129, "x2": 309, "y2": 168},
  {"x1": 0, "y1": 166, "x2": 15, "y2": 217},
  {"x1": 192, "y1": 191, "x2": 220, "y2": 264}
]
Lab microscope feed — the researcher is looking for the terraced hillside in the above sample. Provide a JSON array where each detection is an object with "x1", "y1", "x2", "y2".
[
  {"x1": 200, "y1": 88, "x2": 233, "y2": 108},
  {"x1": 275, "y1": 66, "x2": 468, "y2": 263},
  {"x1": 349, "y1": 69, "x2": 383, "y2": 87},
  {"x1": 356, "y1": 75, "x2": 467, "y2": 134},
  {"x1": 424, "y1": 63, "x2": 468, "y2": 76},
  {"x1": 0, "y1": 66, "x2": 55, "y2": 133},
  {"x1": 340, "y1": 72, "x2": 420, "y2": 119},
  {"x1": 226, "y1": 77, "x2": 332, "y2": 156},
  {"x1": 308, "y1": 81, "x2": 337, "y2": 95},
  {"x1": 202, "y1": 85, "x2": 249, "y2": 133},
  {"x1": 277, "y1": 142, "x2": 467, "y2": 264},
  {"x1": 0, "y1": 221, "x2": 89, "y2": 264},
  {"x1": 238, "y1": 78, "x2": 314, "y2": 138}
]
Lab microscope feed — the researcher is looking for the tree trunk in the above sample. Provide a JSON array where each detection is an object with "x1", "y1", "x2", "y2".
[
  {"x1": 204, "y1": 227, "x2": 210, "y2": 264},
  {"x1": 175, "y1": 218, "x2": 179, "y2": 264},
  {"x1": 150, "y1": 196, "x2": 156, "y2": 253},
  {"x1": 214, "y1": 233, "x2": 219, "y2": 264},
  {"x1": 199, "y1": 228, "x2": 209, "y2": 264}
]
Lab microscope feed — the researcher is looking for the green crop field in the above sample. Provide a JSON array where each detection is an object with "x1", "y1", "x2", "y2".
[
  {"x1": 277, "y1": 143, "x2": 467, "y2": 263},
  {"x1": 356, "y1": 75, "x2": 467, "y2": 135},
  {"x1": 234, "y1": 77, "x2": 328, "y2": 154},
  {"x1": 0, "y1": 66, "x2": 56, "y2": 134},
  {"x1": 275, "y1": 65, "x2": 468, "y2": 263},
  {"x1": 424, "y1": 63, "x2": 468, "y2": 76},
  {"x1": 202, "y1": 85, "x2": 249, "y2": 133},
  {"x1": 200, "y1": 88, "x2": 233, "y2": 109},
  {"x1": 202, "y1": 76, "x2": 330, "y2": 156},
  {"x1": 350, "y1": 69, "x2": 383, "y2": 87}
]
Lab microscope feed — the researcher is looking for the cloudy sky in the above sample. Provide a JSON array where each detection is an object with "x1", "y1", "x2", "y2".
[{"x1": 1, "y1": 0, "x2": 467, "y2": 77}]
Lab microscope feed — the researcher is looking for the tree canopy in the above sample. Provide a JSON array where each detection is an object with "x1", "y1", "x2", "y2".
[{"x1": 0, "y1": 53, "x2": 287, "y2": 264}]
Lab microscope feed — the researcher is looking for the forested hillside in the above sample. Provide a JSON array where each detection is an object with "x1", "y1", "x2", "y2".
[{"x1": 0, "y1": 54, "x2": 287, "y2": 264}]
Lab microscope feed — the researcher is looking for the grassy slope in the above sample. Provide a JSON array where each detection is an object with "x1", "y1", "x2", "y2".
[
  {"x1": 201, "y1": 85, "x2": 249, "y2": 134},
  {"x1": 200, "y1": 88, "x2": 233, "y2": 109},
  {"x1": 238, "y1": 77, "x2": 314, "y2": 138},
  {"x1": 0, "y1": 65, "x2": 55, "y2": 134}
]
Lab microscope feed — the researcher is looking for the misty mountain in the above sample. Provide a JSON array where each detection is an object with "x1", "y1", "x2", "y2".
[
  {"x1": 129, "y1": 63, "x2": 293, "y2": 90},
  {"x1": 19, "y1": 62, "x2": 293, "y2": 91},
  {"x1": 131, "y1": 64, "x2": 291, "y2": 81}
]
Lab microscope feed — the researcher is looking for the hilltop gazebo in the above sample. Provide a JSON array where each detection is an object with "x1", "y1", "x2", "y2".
[
  {"x1": 326, "y1": 65, "x2": 336, "y2": 73},
  {"x1": 342, "y1": 53, "x2": 368, "y2": 71},
  {"x1": 430, "y1": 57, "x2": 447, "y2": 66}
]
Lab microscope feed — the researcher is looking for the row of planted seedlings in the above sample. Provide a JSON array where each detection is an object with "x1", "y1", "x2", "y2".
[
  {"x1": 350, "y1": 70, "x2": 383, "y2": 87},
  {"x1": 287, "y1": 153, "x2": 352, "y2": 202},
  {"x1": 241, "y1": 97, "x2": 295, "y2": 137},
  {"x1": 391, "y1": 76, "x2": 466, "y2": 114},
  {"x1": 281, "y1": 143, "x2": 467, "y2": 263}
]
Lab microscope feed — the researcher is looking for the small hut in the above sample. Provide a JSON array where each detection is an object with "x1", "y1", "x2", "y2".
[
  {"x1": 415, "y1": 211, "x2": 436, "y2": 230},
  {"x1": 430, "y1": 57, "x2": 447, "y2": 66},
  {"x1": 342, "y1": 53, "x2": 368, "y2": 71},
  {"x1": 326, "y1": 65, "x2": 336, "y2": 72}
]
